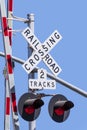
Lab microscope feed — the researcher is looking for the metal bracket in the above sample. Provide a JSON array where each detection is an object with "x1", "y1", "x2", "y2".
[
  {"x1": 3, "y1": 67, "x2": 8, "y2": 79},
  {"x1": 10, "y1": 13, "x2": 30, "y2": 23}
]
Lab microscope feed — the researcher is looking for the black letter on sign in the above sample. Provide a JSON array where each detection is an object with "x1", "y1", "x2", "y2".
[
  {"x1": 34, "y1": 54, "x2": 40, "y2": 61},
  {"x1": 47, "y1": 58, "x2": 52, "y2": 64},
  {"x1": 38, "y1": 49, "x2": 44, "y2": 57},
  {"x1": 42, "y1": 45, "x2": 48, "y2": 52},
  {"x1": 24, "y1": 64, "x2": 30, "y2": 70},
  {"x1": 24, "y1": 29, "x2": 30, "y2": 36},
  {"x1": 54, "y1": 67, "x2": 59, "y2": 73},
  {"x1": 28, "y1": 35, "x2": 34, "y2": 42},
  {"x1": 43, "y1": 54, "x2": 49, "y2": 61},
  {"x1": 29, "y1": 59, "x2": 35, "y2": 66},
  {"x1": 49, "y1": 37, "x2": 55, "y2": 45},
  {"x1": 54, "y1": 32, "x2": 60, "y2": 39}
]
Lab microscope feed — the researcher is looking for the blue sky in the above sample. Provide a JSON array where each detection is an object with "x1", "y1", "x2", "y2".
[{"x1": 0, "y1": 0, "x2": 87, "y2": 130}]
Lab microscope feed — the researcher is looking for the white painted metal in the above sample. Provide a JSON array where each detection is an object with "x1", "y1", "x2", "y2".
[
  {"x1": 29, "y1": 79, "x2": 56, "y2": 89},
  {"x1": 28, "y1": 14, "x2": 36, "y2": 130},
  {"x1": 22, "y1": 27, "x2": 62, "y2": 76}
]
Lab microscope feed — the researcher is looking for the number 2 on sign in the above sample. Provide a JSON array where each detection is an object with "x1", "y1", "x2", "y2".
[{"x1": 38, "y1": 69, "x2": 47, "y2": 80}]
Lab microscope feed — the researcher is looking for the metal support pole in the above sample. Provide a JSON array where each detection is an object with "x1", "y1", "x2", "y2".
[{"x1": 27, "y1": 14, "x2": 36, "y2": 130}]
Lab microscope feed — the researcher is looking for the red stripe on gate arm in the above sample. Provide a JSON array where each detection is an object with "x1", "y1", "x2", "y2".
[
  {"x1": 6, "y1": 55, "x2": 13, "y2": 74},
  {"x1": 2, "y1": 17, "x2": 9, "y2": 36},
  {"x1": 11, "y1": 93, "x2": 17, "y2": 112},
  {"x1": 6, "y1": 97, "x2": 10, "y2": 115},
  {"x1": 8, "y1": 28, "x2": 12, "y2": 46},
  {"x1": 8, "y1": 0, "x2": 13, "y2": 11}
]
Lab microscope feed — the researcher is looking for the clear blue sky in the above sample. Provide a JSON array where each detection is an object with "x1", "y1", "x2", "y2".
[{"x1": 0, "y1": 0, "x2": 87, "y2": 130}]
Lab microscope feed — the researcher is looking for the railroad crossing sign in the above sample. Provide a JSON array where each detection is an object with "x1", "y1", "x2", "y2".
[{"x1": 22, "y1": 27, "x2": 62, "y2": 77}]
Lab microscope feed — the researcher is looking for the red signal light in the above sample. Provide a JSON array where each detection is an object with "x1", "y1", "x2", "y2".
[
  {"x1": 18, "y1": 93, "x2": 44, "y2": 121},
  {"x1": 48, "y1": 94, "x2": 74, "y2": 123},
  {"x1": 24, "y1": 106, "x2": 35, "y2": 114},
  {"x1": 54, "y1": 108, "x2": 64, "y2": 116}
]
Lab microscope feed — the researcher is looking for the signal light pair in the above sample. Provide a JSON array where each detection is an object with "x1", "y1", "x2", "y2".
[{"x1": 18, "y1": 93, "x2": 74, "y2": 123}]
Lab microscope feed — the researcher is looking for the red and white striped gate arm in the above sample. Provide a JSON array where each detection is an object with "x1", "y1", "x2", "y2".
[
  {"x1": 7, "y1": 0, "x2": 13, "y2": 46},
  {"x1": 4, "y1": 76, "x2": 10, "y2": 130},
  {"x1": 0, "y1": 0, "x2": 20, "y2": 130},
  {"x1": 4, "y1": 0, "x2": 15, "y2": 130}
]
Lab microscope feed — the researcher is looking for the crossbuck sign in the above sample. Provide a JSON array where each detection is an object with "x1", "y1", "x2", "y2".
[{"x1": 22, "y1": 27, "x2": 62, "y2": 77}]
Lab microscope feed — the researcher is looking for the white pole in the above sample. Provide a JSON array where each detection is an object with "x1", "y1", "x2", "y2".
[{"x1": 27, "y1": 13, "x2": 36, "y2": 130}]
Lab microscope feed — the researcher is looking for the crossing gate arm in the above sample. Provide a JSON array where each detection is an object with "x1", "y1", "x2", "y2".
[
  {"x1": 0, "y1": 51, "x2": 87, "y2": 98},
  {"x1": 0, "y1": 0, "x2": 20, "y2": 129}
]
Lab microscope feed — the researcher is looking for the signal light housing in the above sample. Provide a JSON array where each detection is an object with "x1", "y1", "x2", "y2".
[
  {"x1": 48, "y1": 94, "x2": 74, "y2": 123},
  {"x1": 18, "y1": 93, "x2": 44, "y2": 121}
]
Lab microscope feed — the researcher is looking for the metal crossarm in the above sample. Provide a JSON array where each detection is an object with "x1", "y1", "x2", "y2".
[{"x1": 1, "y1": 51, "x2": 87, "y2": 98}]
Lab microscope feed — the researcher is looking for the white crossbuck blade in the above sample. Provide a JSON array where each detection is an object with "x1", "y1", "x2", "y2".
[{"x1": 22, "y1": 27, "x2": 62, "y2": 77}]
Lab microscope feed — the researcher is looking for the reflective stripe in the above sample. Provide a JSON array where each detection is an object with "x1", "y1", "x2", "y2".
[
  {"x1": 6, "y1": 55, "x2": 13, "y2": 74},
  {"x1": 6, "y1": 97, "x2": 10, "y2": 115}
]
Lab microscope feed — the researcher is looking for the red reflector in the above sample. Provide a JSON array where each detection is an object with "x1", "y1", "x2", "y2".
[
  {"x1": 24, "y1": 106, "x2": 35, "y2": 114},
  {"x1": 54, "y1": 108, "x2": 64, "y2": 116}
]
